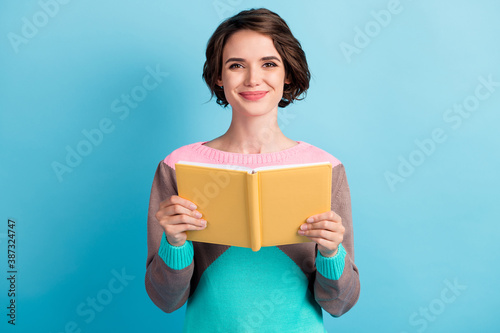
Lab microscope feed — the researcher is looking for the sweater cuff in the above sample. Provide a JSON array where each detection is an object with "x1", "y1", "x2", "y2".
[
  {"x1": 158, "y1": 232, "x2": 194, "y2": 270},
  {"x1": 316, "y1": 243, "x2": 347, "y2": 280}
]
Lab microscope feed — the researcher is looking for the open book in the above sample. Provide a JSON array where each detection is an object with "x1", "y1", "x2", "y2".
[{"x1": 175, "y1": 161, "x2": 332, "y2": 251}]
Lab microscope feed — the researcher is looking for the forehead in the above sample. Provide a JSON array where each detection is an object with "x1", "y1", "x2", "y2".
[{"x1": 222, "y1": 29, "x2": 280, "y2": 58}]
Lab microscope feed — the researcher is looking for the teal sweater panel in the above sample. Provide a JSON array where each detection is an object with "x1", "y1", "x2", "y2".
[{"x1": 158, "y1": 232, "x2": 346, "y2": 332}]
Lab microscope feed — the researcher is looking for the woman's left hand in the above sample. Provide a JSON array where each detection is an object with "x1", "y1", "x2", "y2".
[{"x1": 298, "y1": 210, "x2": 345, "y2": 257}]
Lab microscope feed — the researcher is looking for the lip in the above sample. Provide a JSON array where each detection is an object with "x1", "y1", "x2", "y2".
[{"x1": 239, "y1": 91, "x2": 268, "y2": 101}]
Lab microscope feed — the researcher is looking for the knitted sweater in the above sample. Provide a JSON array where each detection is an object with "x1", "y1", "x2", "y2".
[{"x1": 145, "y1": 141, "x2": 360, "y2": 332}]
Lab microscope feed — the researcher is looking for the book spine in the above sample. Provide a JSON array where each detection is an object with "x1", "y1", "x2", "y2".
[{"x1": 246, "y1": 172, "x2": 261, "y2": 251}]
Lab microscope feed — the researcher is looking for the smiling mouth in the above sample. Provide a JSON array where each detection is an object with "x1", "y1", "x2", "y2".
[{"x1": 239, "y1": 91, "x2": 268, "y2": 101}]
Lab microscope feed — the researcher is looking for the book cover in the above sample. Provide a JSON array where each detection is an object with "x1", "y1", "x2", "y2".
[{"x1": 175, "y1": 160, "x2": 332, "y2": 251}]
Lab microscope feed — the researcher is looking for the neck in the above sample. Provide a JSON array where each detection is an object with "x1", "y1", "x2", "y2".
[{"x1": 216, "y1": 107, "x2": 293, "y2": 154}]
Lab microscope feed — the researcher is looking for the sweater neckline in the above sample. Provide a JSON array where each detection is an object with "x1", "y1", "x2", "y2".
[{"x1": 191, "y1": 140, "x2": 309, "y2": 165}]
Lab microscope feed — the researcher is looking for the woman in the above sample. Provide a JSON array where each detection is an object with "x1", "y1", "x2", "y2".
[{"x1": 145, "y1": 8, "x2": 360, "y2": 332}]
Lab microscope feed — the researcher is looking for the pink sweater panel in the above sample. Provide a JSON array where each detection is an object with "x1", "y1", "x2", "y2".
[{"x1": 163, "y1": 141, "x2": 341, "y2": 169}]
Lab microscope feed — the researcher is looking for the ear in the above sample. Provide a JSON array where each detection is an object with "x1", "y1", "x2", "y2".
[
  {"x1": 216, "y1": 77, "x2": 223, "y2": 87},
  {"x1": 284, "y1": 75, "x2": 291, "y2": 85}
]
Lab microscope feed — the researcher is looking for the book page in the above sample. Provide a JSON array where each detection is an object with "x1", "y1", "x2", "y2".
[
  {"x1": 253, "y1": 161, "x2": 332, "y2": 172},
  {"x1": 177, "y1": 160, "x2": 253, "y2": 173},
  {"x1": 178, "y1": 160, "x2": 331, "y2": 173},
  {"x1": 259, "y1": 163, "x2": 332, "y2": 247},
  {"x1": 176, "y1": 163, "x2": 253, "y2": 248}
]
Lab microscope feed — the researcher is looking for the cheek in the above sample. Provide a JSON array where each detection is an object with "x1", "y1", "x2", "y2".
[
  {"x1": 221, "y1": 73, "x2": 240, "y2": 88},
  {"x1": 271, "y1": 72, "x2": 287, "y2": 86}
]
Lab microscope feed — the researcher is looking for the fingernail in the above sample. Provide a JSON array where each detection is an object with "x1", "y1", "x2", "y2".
[
  {"x1": 300, "y1": 224, "x2": 307, "y2": 230},
  {"x1": 306, "y1": 217, "x2": 313, "y2": 223},
  {"x1": 194, "y1": 211, "x2": 202, "y2": 218},
  {"x1": 298, "y1": 230, "x2": 305, "y2": 235},
  {"x1": 201, "y1": 219, "x2": 207, "y2": 226},
  {"x1": 190, "y1": 203, "x2": 197, "y2": 210}
]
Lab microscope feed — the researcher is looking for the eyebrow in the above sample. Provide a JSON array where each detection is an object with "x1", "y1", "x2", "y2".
[{"x1": 225, "y1": 56, "x2": 282, "y2": 64}]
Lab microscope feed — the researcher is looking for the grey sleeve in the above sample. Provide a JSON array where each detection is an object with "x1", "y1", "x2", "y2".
[
  {"x1": 314, "y1": 163, "x2": 361, "y2": 316},
  {"x1": 144, "y1": 161, "x2": 194, "y2": 313}
]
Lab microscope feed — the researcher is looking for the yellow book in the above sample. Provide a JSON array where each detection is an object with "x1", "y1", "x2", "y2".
[{"x1": 175, "y1": 161, "x2": 332, "y2": 251}]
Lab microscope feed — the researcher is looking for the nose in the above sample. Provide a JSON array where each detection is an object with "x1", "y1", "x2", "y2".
[{"x1": 244, "y1": 65, "x2": 261, "y2": 87}]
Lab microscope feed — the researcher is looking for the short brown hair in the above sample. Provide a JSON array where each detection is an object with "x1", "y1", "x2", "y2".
[{"x1": 202, "y1": 8, "x2": 311, "y2": 108}]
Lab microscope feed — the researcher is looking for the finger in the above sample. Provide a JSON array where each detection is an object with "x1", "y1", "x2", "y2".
[
  {"x1": 306, "y1": 210, "x2": 341, "y2": 223},
  {"x1": 158, "y1": 212, "x2": 206, "y2": 228},
  {"x1": 160, "y1": 195, "x2": 198, "y2": 211},
  {"x1": 298, "y1": 229, "x2": 344, "y2": 243},
  {"x1": 165, "y1": 222, "x2": 207, "y2": 235},
  {"x1": 157, "y1": 204, "x2": 203, "y2": 220},
  {"x1": 298, "y1": 229, "x2": 335, "y2": 239},
  {"x1": 171, "y1": 214, "x2": 207, "y2": 227},
  {"x1": 300, "y1": 220, "x2": 345, "y2": 233}
]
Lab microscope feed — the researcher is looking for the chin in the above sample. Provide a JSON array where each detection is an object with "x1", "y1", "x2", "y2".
[{"x1": 232, "y1": 102, "x2": 277, "y2": 115}]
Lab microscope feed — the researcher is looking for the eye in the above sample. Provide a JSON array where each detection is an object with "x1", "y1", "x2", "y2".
[
  {"x1": 229, "y1": 63, "x2": 243, "y2": 69},
  {"x1": 263, "y1": 62, "x2": 277, "y2": 68}
]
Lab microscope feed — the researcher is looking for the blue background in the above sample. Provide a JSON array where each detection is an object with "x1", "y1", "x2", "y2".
[{"x1": 1, "y1": 0, "x2": 499, "y2": 332}]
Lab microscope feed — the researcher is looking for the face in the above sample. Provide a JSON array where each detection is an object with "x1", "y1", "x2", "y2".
[{"x1": 217, "y1": 29, "x2": 291, "y2": 116}]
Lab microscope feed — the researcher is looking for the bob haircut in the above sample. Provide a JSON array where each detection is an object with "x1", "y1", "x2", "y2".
[{"x1": 202, "y1": 8, "x2": 311, "y2": 108}]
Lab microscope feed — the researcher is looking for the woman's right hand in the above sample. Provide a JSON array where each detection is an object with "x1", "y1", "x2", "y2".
[{"x1": 155, "y1": 195, "x2": 207, "y2": 247}]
